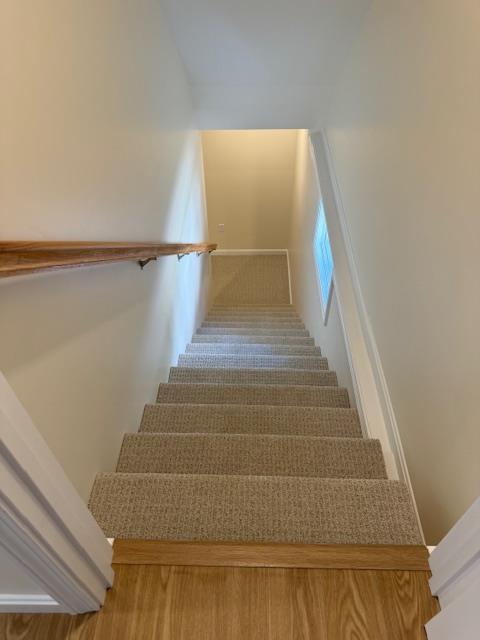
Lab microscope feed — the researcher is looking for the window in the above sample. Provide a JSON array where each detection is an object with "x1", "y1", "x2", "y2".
[{"x1": 313, "y1": 199, "x2": 334, "y2": 321}]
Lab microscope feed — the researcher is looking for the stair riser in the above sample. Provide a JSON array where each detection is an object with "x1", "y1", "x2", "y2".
[
  {"x1": 191, "y1": 335, "x2": 315, "y2": 345},
  {"x1": 211, "y1": 306, "x2": 294, "y2": 311},
  {"x1": 117, "y1": 434, "x2": 387, "y2": 479},
  {"x1": 156, "y1": 383, "x2": 350, "y2": 408},
  {"x1": 140, "y1": 404, "x2": 362, "y2": 438},
  {"x1": 207, "y1": 314, "x2": 300, "y2": 320},
  {"x1": 178, "y1": 354, "x2": 329, "y2": 370},
  {"x1": 168, "y1": 367, "x2": 338, "y2": 386},
  {"x1": 205, "y1": 315, "x2": 303, "y2": 323},
  {"x1": 197, "y1": 328, "x2": 310, "y2": 336},
  {"x1": 202, "y1": 322, "x2": 305, "y2": 329},
  {"x1": 205, "y1": 316, "x2": 301, "y2": 322},
  {"x1": 185, "y1": 343, "x2": 322, "y2": 356}
]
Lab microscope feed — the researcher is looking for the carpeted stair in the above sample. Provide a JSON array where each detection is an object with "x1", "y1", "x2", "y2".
[
  {"x1": 178, "y1": 353, "x2": 329, "y2": 369},
  {"x1": 140, "y1": 404, "x2": 363, "y2": 438},
  {"x1": 192, "y1": 334, "x2": 315, "y2": 345},
  {"x1": 117, "y1": 433, "x2": 386, "y2": 478},
  {"x1": 90, "y1": 474, "x2": 420, "y2": 544},
  {"x1": 202, "y1": 320, "x2": 306, "y2": 328},
  {"x1": 156, "y1": 382, "x2": 350, "y2": 407},
  {"x1": 185, "y1": 343, "x2": 322, "y2": 355},
  {"x1": 197, "y1": 326, "x2": 311, "y2": 336},
  {"x1": 168, "y1": 366, "x2": 338, "y2": 386},
  {"x1": 89, "y1": 301, "x2": 422, "y2": 545}
]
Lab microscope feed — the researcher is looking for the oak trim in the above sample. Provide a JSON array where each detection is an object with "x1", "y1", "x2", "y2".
[
  {"x1": 0, "y1": 241, "x2": 217, "y2": 278},
  {"x1": 112, "y1": 540, "x2": 430, "y2": 571}
]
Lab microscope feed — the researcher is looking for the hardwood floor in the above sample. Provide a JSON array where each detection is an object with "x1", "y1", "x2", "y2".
[{"x1": 0, "y1": 563, "x2": 438, "y2": 639}]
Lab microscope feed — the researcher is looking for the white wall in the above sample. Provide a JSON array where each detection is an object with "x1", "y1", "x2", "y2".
[
  {"x1": 0, "y1": 0, "x2": 209, "y2": 505},
  {"x1": 202, "y1": 130, "x2": 298, "y2": 249},
  {"x1": 324, "y1": 0, "x2": 480, "y2": 542},
  {"x1": 289, "y1": 131, "x2": 355, "y2": 405}
]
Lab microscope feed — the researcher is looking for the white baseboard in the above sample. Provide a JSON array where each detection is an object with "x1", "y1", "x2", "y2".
[
  {"x1": 285, "y1": 250, "x2": 293, "y2": 304},
  {"x1": 0, "y1": 594, "x2": 66, "y2": 613}
]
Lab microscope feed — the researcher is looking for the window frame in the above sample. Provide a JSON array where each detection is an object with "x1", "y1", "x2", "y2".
[{"x1": 312, "y1": 199, "x2": 334, "y2": 325}]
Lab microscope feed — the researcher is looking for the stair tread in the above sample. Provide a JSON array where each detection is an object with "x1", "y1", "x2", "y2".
[
  {"x1": 156, "y1": 382, "x2": 350, "y2": 407},
  {"x1": 168, "y1": 367, "x2": 338, "y2": 386},
  {"x1": 207, "y1": 313, "x2": 300, "y2": 320},
  {"x1": 185, "y1": 343, "x2": 322, "y2": 356},
  {"x1": 202, "y1": 321, "x2": 305, "y2": 328},
  {"x1": 140, "y1": 403, "x2": 362, "y2": 438},
  {"x1": 192, "y1": 335, "x2": 315, "y2": 345},
  {"x1": 209, "y1": 307, "x2": 297, "y2": 311},
  {"x1": 89, "y1": 473, "x2": 422, "y2": 544},
  {"x1": 178, "y1": 354, "x2": 329, "y2": 370},
  {"x1": 197, "y1": 327, "x2": 310, "y2": 338},
  {"x1": 117, "y1": 433, "x2": 386, "y2": 479},
  {"x1": 197, "y1": 327, "x2": 310, "y2": 336}
]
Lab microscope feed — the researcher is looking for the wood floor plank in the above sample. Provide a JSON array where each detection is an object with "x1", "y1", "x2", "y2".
[
  {"x1": 274, "y1": 568, "x2": 328, "y2": 639},
  {"x1": 112, "y1": 539, "x2": 431, "y2": 570},
  {"x1": 380, "y1": 570, "x2": 440, "y2": 639},
  {"x1": 0, "y1": 564, "x2": 439, "y2": 640},
  {"x1": 327, "y1": 569, "x2": 382, "y2": 638},
  {"x1": 0, "y1": 610, "x2": 97, "y2": 640},
  {"x1": 93, "y1": 564, "x2": 170, "y2": 640}
]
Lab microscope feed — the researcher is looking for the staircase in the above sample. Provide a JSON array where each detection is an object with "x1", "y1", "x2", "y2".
[{"x1": 89, "y1": 297, "x2": 422, "y2": 545}]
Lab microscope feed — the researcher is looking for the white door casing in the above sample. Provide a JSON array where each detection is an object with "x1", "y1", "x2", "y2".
[
  {"x1": 426, "y1": 498, "x2": 480, "y2": 639},
  {"x1": 0, "y1": 370, "x2": 113, "y2": 613}
]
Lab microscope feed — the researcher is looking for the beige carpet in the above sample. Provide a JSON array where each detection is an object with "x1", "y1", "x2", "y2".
[
  {"x1": 197, "y1": 327, "x2": 310, "y2": 336},
  {"x1": 168, "y1": 366, "x2": 338, "y2": 386},
  {"x1": 178, "y1": 353, "x2": 329, "y2": 369},
  {"x1": 202, "y1": 320, "x2": 306, "y2": 328},
  {"x1": 117, "y1": 433, "x2": 386, "y2": 478},
  {"x1": 140, "y1": 404, "x2": 363, "y2": 438},
  {"x1": 88, "y1": 269, "x2": 422, "y2": 544},
  {"x1": 156, "y1": 382, "x2": 350, "y2": 407},
  {"x1": 207, "y1": 312, "x2": 299, "y2": 320},
  {"x1": 185, "y1": 343, "x2": 323, "y2": 355},
  {"x1": 211, "y1": 254, "x2": 290, "y2": 305},
  {"x1": 90, "y1": 474, "x2": 421, "y2": 544},
  {"x1": 192, "y1": 334, "x2": 315, "y2": 345}
]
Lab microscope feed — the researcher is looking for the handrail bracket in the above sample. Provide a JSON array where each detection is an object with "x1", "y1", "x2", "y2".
[{"x1": 138, "y1": 257, "x2": 157, "y2": 270}]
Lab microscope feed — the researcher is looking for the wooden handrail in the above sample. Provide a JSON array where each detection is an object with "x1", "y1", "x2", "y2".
[{"x1": 0, "y1": 241, "x2": 217, "y2": 278}]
